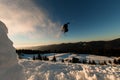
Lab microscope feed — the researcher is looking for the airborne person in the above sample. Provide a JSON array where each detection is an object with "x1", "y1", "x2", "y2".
[{"x1": 62, "y1": 22, "x2": 70, "y2": 33}]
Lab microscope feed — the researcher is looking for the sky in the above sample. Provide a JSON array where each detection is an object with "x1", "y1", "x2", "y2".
[{"x1": 0, "y1": 0, "x2": 120, "y2": 48}]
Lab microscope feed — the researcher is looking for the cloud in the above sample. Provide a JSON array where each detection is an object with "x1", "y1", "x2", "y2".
[{"x1": 0, "y1": 0, "x2": 61, "y2": 42}]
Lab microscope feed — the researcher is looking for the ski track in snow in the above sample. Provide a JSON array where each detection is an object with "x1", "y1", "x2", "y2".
[{"x1": 19, "y1": 59, "x2": 120, "y2": 80}]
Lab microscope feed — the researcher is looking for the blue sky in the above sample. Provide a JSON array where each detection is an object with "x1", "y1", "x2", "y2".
[
  {"x1": 0, "y1": 0, "x2": 120, "y2": 47},
  {"x1": 38, "y1": 0, "x2": 120, "y2": 37},
  {"x1": 34, "y1": 0, "x2": 120, "y2": 39}
]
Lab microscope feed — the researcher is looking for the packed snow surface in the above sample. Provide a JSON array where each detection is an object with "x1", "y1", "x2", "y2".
[{"x1": 19, "y1": 53, "x2": 120, "y2": 80}]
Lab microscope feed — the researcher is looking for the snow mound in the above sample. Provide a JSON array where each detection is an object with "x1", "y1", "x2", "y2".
[
  {"x1": 20, "y1": 59, "x2": 120, "y2": 80},
  {"x1": 0, "y1": 21, "x2": 25, "y2": 80}
]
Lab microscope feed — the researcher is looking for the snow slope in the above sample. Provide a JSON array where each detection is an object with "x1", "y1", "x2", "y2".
[
  {"x1": 20, "y1": 59, "x2": 120, "y2": 80},
  {"x1": 0, "y1": 21, "x2": 25, "y2": 80}
]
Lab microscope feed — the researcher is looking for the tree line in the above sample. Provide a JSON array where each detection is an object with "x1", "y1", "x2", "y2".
[
  {"x1": 32, "y1": 54, "x2": 120, "y2": 65},
  {"x1": 16, "y1": 48, "x2": 120, "y2": 57}
]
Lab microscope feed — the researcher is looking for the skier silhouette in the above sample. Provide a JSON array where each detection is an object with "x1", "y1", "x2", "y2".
[{"x1": 62, "y1": 22, "x2": 70, "y2": 33}]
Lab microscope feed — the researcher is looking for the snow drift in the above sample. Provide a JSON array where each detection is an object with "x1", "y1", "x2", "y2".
[{"x1": 0, "y1": 21, "x2": 25, "y2": 80}]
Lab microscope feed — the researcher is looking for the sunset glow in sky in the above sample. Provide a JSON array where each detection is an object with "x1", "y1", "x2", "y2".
[{"x1": 0, "y1": 0, "x2": 120, "y2": 48}]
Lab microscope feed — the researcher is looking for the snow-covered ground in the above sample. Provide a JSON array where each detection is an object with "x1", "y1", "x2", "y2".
[
  {"x1": 19, "y1": 53, "x2": 120, "y2": 80},
  {"x1": 19, "y1": 59, "x2": 120, "y2": 80}
]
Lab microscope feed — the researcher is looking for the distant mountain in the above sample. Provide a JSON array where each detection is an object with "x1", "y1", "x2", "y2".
[{"x1": 26, "y1": 38, "x2": 120, "y2": 52}]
